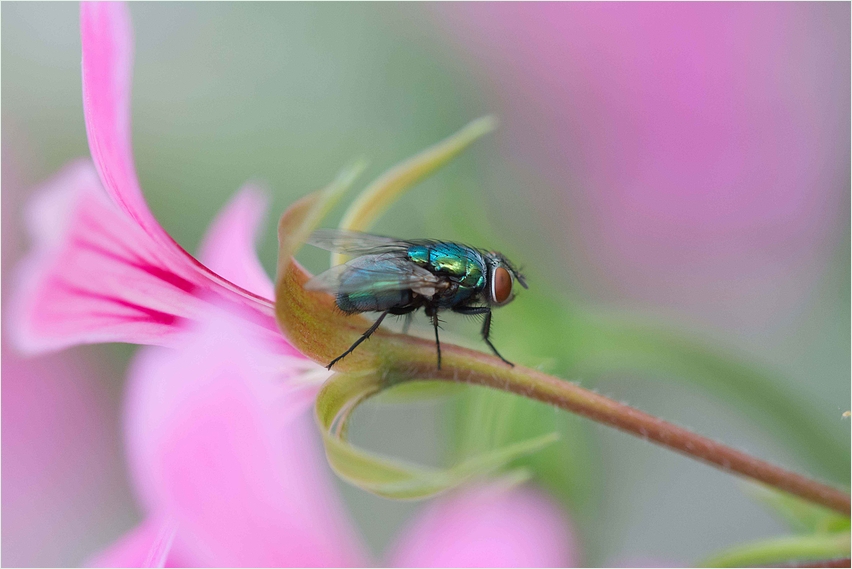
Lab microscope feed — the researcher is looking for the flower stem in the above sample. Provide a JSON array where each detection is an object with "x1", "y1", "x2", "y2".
[{"x1": 393, "y1": 341, "x2": 851, "y2": 516}]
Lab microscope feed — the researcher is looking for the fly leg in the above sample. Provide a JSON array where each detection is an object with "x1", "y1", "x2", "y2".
[
  {"x1": 481, "y1": 309, "x2": 514, "y2": 367},
  {"x1": 327, "y1": 310, "x2": 390, "y2": 370},
  {"x1": 432, "y1": 311, "x2": 442, "y2": 370},
  {"x1": 401, "y1": 312, "x2": 413, "y2": 335},
  {"x1": 453, "y1": 306, "x2": 514, "y2": 367},
  {"x1": 425, "y1": 306, "x2": 442, "y2": 369}
]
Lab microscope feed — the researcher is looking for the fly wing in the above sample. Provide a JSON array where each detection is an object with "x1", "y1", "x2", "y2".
[
  {"x1": 305, "y1": 253, "x2": 441, "y2": 298},
  {"x1": 306, "y1": 229, "x2": 413, "y2": 256}
]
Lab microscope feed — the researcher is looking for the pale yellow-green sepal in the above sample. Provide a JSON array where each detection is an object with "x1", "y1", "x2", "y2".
[
  {"x1": 316, "y1": 370, "x2": 557, "y2": 500},
  {"x1": 277, "y1": 160, "x2": 367, "y2": 267},
  {"x1": 332, "y1": 116, "x2": 497, "y2": 266},
  {"x1": 745, "y1": 483, "x2": 851, "y2": 534},
  {"x1": 275, "y1": 162, "x2": 383, "y2": 371},
  {"x1": 698, "y1": 532, "x2": 851, "y2": 567}
]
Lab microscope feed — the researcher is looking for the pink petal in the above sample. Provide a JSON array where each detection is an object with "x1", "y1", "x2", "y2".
[
  {"x1": 9, "y1": 161, "x2": 289, "y2": 355},
  {"x1": 80, "y1": 1, "x2": 163, "y2": 248},
  {"x1": 388, "y1": 483, "x2": 578, "y2": 568},
  {"x1": 11, "y1": 2, "x2": 284, "y2": 355},
  {"x1": 142, "y1": 518, "x2": 178, "y2": 568},
  {"x1": 10, "y1": 161, "x2": 188, "y2": 352},
  {"x1": 86, "y1": 518, "x2": 183, "y2": 568},
  {"x1": 197, "y1": 186, "x2": 275, "y2": 300},
  {"x1": 79, "y1": 2, "x2": 274, "y2": 317},
  {"x1": 123, "y1": 306, "x2": 367, "y2": 567}
]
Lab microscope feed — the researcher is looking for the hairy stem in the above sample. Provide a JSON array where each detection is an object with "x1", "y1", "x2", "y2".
[{"x1": 390, "y1": 339, "x2": 851, "y2": 516}]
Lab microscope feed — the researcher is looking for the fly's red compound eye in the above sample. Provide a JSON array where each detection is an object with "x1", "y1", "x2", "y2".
[{"x1": 492, "y1": 266, "x2": 513, "y2": 304}]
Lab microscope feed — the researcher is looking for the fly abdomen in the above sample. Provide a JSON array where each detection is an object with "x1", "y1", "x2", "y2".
[
  {"x1": 334, "y1": 257, "x2": 416, "y2": 313},
  {"x1": 337, "y1": 288, "x2": 412, "y2": 313}
]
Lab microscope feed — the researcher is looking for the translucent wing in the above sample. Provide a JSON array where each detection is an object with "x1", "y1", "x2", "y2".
[
  {"x1": 306, "y1": 229, "x2": 414, "y2": 256},
  {"x1": 306, "y1": 253, "x2": 440, "y2": 297}
]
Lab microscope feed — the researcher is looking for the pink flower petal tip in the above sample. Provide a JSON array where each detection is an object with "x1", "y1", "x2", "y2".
[{"x1": 389, "y1": 483, "x2": 579, "y2": 568}]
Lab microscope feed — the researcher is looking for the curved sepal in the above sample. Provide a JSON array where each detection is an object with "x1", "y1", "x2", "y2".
[
  {"x1": 698, "y1": 532, "x2": 851, "y2": 568},
  {"x1": 747, "y1": 484, "x2": 851, "y2": 534},
  {"x1": 274, "y1": 162, "x2": 385, "y2": 372},
  {"x1": 316, "y1": 370, "x2": 557, "y2": 500},
  {"x1": 332, "y1": 116, "x2": 497, "y2": 265}
]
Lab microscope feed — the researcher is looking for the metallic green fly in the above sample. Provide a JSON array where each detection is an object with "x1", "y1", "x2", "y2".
[{"x1": 305, "y1": 229, "x2": 528, "y2": 370}]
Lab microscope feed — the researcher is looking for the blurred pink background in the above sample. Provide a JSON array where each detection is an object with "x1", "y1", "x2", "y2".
[
  {"x1": 3, "y1": 137, "x2": 138, "y2": 566},
  {"x1": 436, "y1": 3, "x2": 849, "y2": 322}
]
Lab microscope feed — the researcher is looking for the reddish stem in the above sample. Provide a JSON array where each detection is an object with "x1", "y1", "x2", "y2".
[{"x1": 397, "y1": 341, "x2": 851, "y2": 516}]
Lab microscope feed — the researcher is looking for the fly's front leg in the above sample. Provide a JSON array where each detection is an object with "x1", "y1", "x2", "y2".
[
  {"x1": 480, "y1": 310, "x2": 514, "y2": 367},
  {"x1": 453, "y1": 306, "x2": 514, "y2": 367},
  {"x1": 401, "y1": 312, "x2": 413, "y2": 335},
  {"x1": 327, "y1": 310, "x2": 390, "y2": 370}
]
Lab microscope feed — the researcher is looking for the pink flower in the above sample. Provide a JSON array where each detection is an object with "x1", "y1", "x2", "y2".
[{"x1": 10, "y1": 2, "x2": 578, "y2": 567}]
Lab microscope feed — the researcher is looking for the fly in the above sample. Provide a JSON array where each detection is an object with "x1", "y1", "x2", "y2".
[{"x1": 305, "y1": 229, "x2": 528, "y2": 370}]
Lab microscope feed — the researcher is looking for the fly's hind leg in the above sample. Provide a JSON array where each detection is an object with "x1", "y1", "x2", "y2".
[
  {"x1": 432, "y1": 312, "x2": 442, "y2": 370},
  {"x1": 327, "y1": 310, "x2": 390, "y2": 370}
]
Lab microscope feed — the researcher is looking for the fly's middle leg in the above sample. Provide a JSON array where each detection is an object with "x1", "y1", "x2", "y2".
[
  {"x1": 425, "y1": 305, "x2": 442, "y2": 370},
  {"x1": 432, "y1": 311, "x2": 442, "y2": 370}
]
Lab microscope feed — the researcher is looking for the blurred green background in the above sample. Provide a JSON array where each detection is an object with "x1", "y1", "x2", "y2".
[{"x1": 3, "y1": 3, "x2": 849, "y2": 567}]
